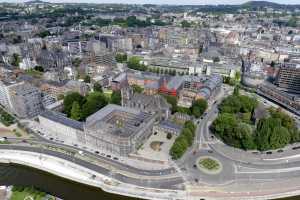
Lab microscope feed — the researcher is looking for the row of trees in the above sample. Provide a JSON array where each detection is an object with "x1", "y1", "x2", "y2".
[
  {"x1": 127, "y1": 56, "x2": 188, "y2": 76},
  {"x1": 170, "y1": 121, "x2": 196, "y2": 160},
  {"x1": 212, "y1": 88, "x2": 300, "y2": 151},
  {"x1": 162, "y1": 95, "x2": 208, "y2": 118},
  {"x1": 64, "y1": 89, "x2": 121, "y2": 121},
  {"x1": 83, "y1": 16, "x2": 168, "y2": 28}
]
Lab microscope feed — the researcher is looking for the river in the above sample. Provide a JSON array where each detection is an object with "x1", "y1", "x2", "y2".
[{"x1": 0, "y1": 163, "x2": 140, "y2": 200}]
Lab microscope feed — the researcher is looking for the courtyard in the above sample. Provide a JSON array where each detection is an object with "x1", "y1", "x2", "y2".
[{"x1": 137, "y1": 130, "x2": 176, "y2": 162}]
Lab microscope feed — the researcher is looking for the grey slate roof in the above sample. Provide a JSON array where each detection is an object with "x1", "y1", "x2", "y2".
[{"x1": 40, "y1": 110, "x2": 84, "y2": 131}]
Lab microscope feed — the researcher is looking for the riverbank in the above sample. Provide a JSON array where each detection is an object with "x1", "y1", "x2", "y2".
[
  {"x1": 0, "y1": 149, "x2": 186, "y2": 200},
  {"x1": 0, "y1": 164, "x2": 139, "y2": 200}
]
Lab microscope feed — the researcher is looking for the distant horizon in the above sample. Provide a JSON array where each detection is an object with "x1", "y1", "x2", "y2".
[{"x1": 1, "y1": 0, "x2": 300, "y2": 6}]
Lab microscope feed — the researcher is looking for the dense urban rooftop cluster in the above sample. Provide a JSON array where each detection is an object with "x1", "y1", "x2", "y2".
[{"x1": 0, "y1": 1, "x2": 300, "y2": 200}]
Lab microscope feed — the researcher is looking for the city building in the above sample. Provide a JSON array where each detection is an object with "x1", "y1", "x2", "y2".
[
  {"x1": 39, "y1": 104, "x2": 157, "y2": 156},
  {"x1": 84, "y1": 104, "x2": 157, "y2": 156},
  {"x1": 277, "y1": 64, "x2": 300, "y2": 94},
  {"x1": 0, "y1": 80, "x2": 44, "y2": 118},
  {"x1": 257, "y1": 83, "x2": 300, "y2": 116},
  {"x1": 121, "y1": 87, "x2": 171, "y2": 120}
]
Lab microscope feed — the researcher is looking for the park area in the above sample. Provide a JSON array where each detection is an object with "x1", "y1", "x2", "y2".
[{"x1": 211, "y1": 87, "x2": 300, "y2": 151}]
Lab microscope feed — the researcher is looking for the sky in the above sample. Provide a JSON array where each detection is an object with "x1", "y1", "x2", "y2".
[{"x1": 0, "y1": 0, "x2": 299, "y2": 5}]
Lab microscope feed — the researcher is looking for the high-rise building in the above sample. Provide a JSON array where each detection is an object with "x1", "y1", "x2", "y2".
[
  {"x1": 277, "y1": 64, "x2": 300, "y2": 94},
  {"x1": 0, "y1": 80, "x2": 44, "y2": 118}
]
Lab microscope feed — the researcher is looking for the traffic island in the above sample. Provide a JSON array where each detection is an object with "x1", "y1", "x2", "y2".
[{"x1": 196, "y1": 156, "x2": 222, "y2": 175}]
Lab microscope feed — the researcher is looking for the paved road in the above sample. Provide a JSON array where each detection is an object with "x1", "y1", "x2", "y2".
[
  {"x1": 19, "y1": 122, "x2": 178, "y2": 177},
  {"x1": 180, "y1": 86, "x2": 300, "y2": 187},
  {"x1": 0, "y1": 145, "x2": 184, "y2": 190}
]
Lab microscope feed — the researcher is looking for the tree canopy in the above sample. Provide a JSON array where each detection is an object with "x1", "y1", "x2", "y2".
[
  {"x1": 110, "y1": 90, "x2": 122, "y2": 105},
  {"x1": 81, "y1": 92, "x2": 108, "y2": 119},
  {"x1": 191, "y1": 99, "x2": 208, "y2": 118},
  {"x1": 63, "y1": 92, "x2": 85, "y2": 117},
  {"x1": 70, "y1": 101, "x2": 81, "y2": 121},
  {"x1": 127, "y1": 56, "x2": 147, "y2": 71},
  {"x1": 170, "y1": 120, "x2": 196, "y2": 160},
  {"x1": 212, "y1": 92, "x2": 299, "y2": 151},
  {"x1": 63, "y1": 91, "x2": 110, "y2": 121},
  {"x1": 93, "y1": 82, "x2": 103, "y2": 93}
]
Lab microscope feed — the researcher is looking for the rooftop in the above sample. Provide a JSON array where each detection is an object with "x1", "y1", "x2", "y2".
[
  {"x1": 85, "y1": 104, "x2": 153, "y2": 138},
  {"x1": 40, "y1": 110, "x2": 84, "y2": 131}
]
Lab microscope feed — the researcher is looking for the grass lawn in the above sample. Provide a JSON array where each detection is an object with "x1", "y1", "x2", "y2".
[
  {"x1": 199, "y1": 158, "x2": 220, "y2": 171},
  {"x1": 10, "y1": 186, "x2": 46, "y2": 200}
]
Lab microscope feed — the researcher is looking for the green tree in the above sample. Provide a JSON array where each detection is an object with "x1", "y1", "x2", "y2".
[
  {"x1": 238, "y1": 95, "x2": 257, "y2": 113},
  {"x1": 111, "y1": 90, "x2": 122, "y2": 105},
  {"x1": 236, "y1": 123, "x2": 255, "y2": 150},
  {"x1": 269, "y1": 108, "x2": 295, "y2": 130},
  {"x1": 81, "y1": 92, "x2": 108, "y2": 119},
  {"x1": 184, "y1": 120, "x2": 196, "y2": 133},
  {"x1": 127, "y1": 56, "x2": 147, "y2": 71},
  {"x1": 93, "y1": 82, "x2": 103, "y2": 93},
  {"x1": 70, "y1": 101, "x2": 81, "y2": 121},
  {"x1": 191, "y1": 99, "x2": 208, "y2": 118},
  {"x1": 182, "y1": 128, "x2": 194, "y2": 146},
  {"x1": 256, "y1": 117, "x2": 281, "y2": 151},
  {"x1": 162, "y1": 95, "x2": 177, "y2": 113},
  {"x1": 170, "y1": 135, "x2": 189, "y2": 160},
  {"x1": 212, "y1": 113, "x2": 238, "y2": 138},
  {"x1": 63, "y1": 92, "x2": 85, "y2": 117},
  {"x1": 269, "y1": 126, "x2": 291, "y2": 149},
  {"x1": 290, "y1": 128, "x2": 300, "y2": 143}
]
